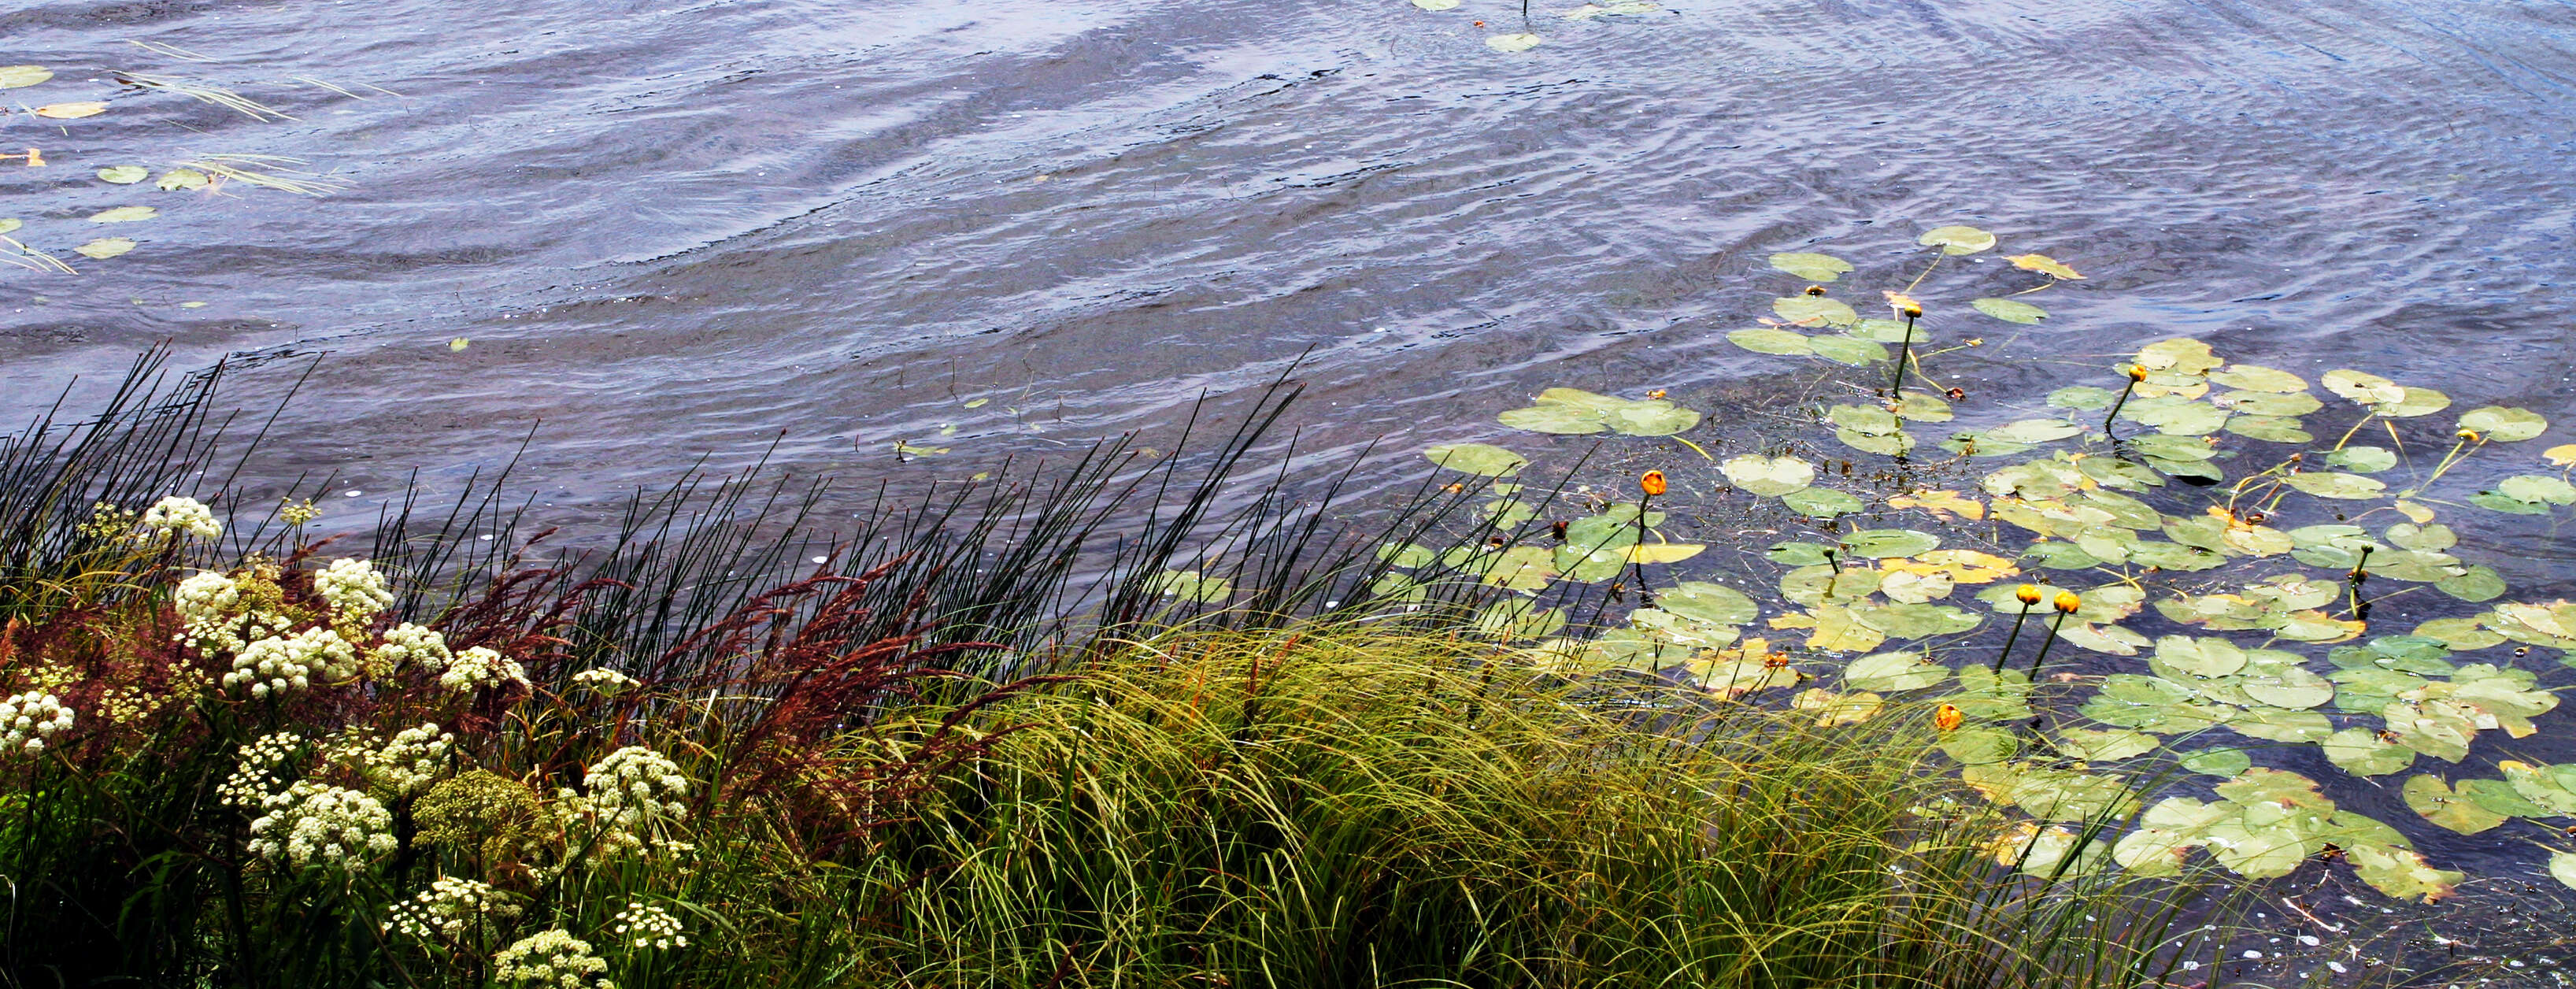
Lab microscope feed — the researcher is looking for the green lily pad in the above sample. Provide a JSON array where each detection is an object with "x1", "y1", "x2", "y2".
[
  {"x1": 1774, "y1": 295, "x2": 1858, "y2": 328},
  {"x1": 2047, "y1": 386, "x2": 2117, "y2": 411},
  {"x1": 2241, "y1": 666, "x2": 2334, "y2": 709},
  {"x1": 2135, "y1": 339, "x2": 2223, "y2": 376},
  {"x1": 1839, "y1": 528, "x2": 1940, "y2": 558},
  {"x1": 2322, "y1": 728, "x2": 2415, "y2": 776},
  {"x1": 2153, "y1": 635, "x2": 2247, "y2": 677},
  {"x1": 1970, "y1": 298, "x2": 2047, "y2": 324},
  {"x1": 2436, "y1": 565, "x2": 2507, "y2": 602},
  {"x1": 73, "y1": 237, "x2": 135, "y2": 259},
  {"x1": 1728, "y1": 328, "x2": 1812, "y2": 355},
  {"x1": 1847, "y1": 318, "x2": 1914, "y2": 343},
  {"x1": 2322, "y1": 369, "x2": 2405, "y2": 407},
  {"x1": 88, "y1": 206, "x2": 158, "y2": 223},
  {"x1": 1808, "y1": 335, "x2": 1887, "y2": 366},
  {"x1": 1779, "y1": 486, "x2": 1864, "y2": 517},
  {"x1": 157, "y1": 169, "x2": 210, "y2": 191},
  {"x1": 1769, "y1": 251, "x2": 1852, "y2": 281},
  {"x1": 1146, "y1": 569, "x2": 1233, "y2": 603},
  {"x1": 2459, "y1": 406, "x2": 2547, "y2": 441},
  {"x1": 2280, "y1": 472, "x2": 2385, "y2": 500},
  {"x1": 1423, "y1": 443, "x2": 1527, "y2": 476},
  {"x1": 1943, "y1": 727, "x2": 2018, "y2": 765},
  {"x1": 2208, "y1": 365, "x2": 2306, "y2": 393},
  {"x1": 1497, "y1": 387, "x2": 1701, "y2": 436},
  {"x1": 1721, "y1": 454, "x2": 1815, "y2": 496},
  {"x1": 2403, "y1": 776, "x2": 2507, "y2": 835},
  {"x1": 0, "y1": 65, "x2": 54, "y2": 89},
  {"x1": 2219, "y1": 390, "x2": 2321, "y2": 417},
  {"x1": 1918, "y1": 225, "x2": 1997, "y2": 255},
  {"x1": 1844, "y1": 650, "x2": 1949, "y2": 691},
  {"x1": 1485, "y1": 32, "x2": 1542, "y2": 51},
  {"x1": 1657, "y1": 581, "x2": 1759, "y2": 625},
  {"x1": 2500, "y1": 474, "x2": 2576, "y2": 505},
  {"x1": 2551, "y1": 851, "x2": 2576, "y2": 891},
  {"x1": 2223, "y1": 415, "x2": 2311, "y2": 443},
  {"x1": 2180, "y1": 746, "x2": 2252, "y2": 778},
  {"x1": 2327, "y1": 446, "x2": 2398, "y2": 472},
  {"x1": 1985, "y1": 419, "x2": 2082, "y2": 444},
  {"x1": 2469, "y1": 491, "x2": 2551, "y2": 515},
  {"x1": 97, "y1": 165, "x2": 149, "y2": 184}
]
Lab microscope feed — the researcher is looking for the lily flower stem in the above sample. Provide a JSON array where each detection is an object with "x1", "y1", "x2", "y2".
[
  {"x1": 2425, "y1": 436, "x2": 2482, "y2": 486},
  {"x1": 2102, "y1": 376, "x2": 2140, "y2": 435},
  {"x1": 1890, "y1": 313, "x2": 1917, "y2": 396},
  {"x1": 1993, "y1": 608, "x2": 2033, "y2": 674},
  {"x1": 1629, "y1": 494, "x2": 1653, "y2": 606},
  {"x1": 2026, "y1": 609, "x2": 2071, "y2": 680}
]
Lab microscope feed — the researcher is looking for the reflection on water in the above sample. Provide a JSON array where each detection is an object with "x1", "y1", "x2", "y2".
[{"x1": 7, "y1": 0, "x2": 2576, "y2": 969}]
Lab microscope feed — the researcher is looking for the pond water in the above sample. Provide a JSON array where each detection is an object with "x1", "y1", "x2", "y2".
[{"x1": 8, "y1": 0, "x2": 2576, "y2": 979}]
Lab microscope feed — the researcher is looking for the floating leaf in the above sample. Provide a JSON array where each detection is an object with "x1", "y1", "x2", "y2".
[
  {"x1": 2322, "y1": 728, "x2": 2415, "y2": 776},
  {"x1": 0, "y1": 65, "x2": 54, "y2": 89},
  {"x1": 1807, "y1": 335, "x2": 1886, "y2": 365},
  {"x1": 2469, "y1": 491, "x2": 2550, "y2": 515},
  {"x1": 2279, "y1": 472, "x2": 2385, "y2": 500},
  {"x1": 2181, "y1": 746, "x2": 2252, "y2": 778},
  {"x1": 1768, "y1": 251, "x2": 1852, "y2": 281},
  {"x1": 1918, "y1": 225, "x2": 1996, "y2": 255},
  {"x1": 2048, "y1": 386, "x2": 2116, "y2": 411},
  {"x1": 1720, "y1": 454, "x2": 1815, "y2": 496},
  {"x1": 2403, "y1": 776, "x2": 2506, "y2": 835},
  {"x1": 2218, "y1": 391, "x2": 2321, "y2": 417},
  {"x1": 2459, "y1": 406, "x2": 2548, "y2": 442},
  {"x1": 73, "y1": 237, "x2": 135, "y2": 259},
  {"x1": 2500, "y1": 474, "x2": 2576, "y2": 505},
  {"x1": 33, "y1": 102, "x2": 107, "y2": 119},
  {"x1": 2322, "y1": 369, "x2": 2405, "y2": 407},
  {"x1": 2348, "y1": 843, "x2": 2462, "y2": 903},
  {"x1": 1984, "y1": 419, "x2": 2081, "y2": 444},
  {"x1": 156, "y1": 168, "x2": 209, "y2": 191},
  {"x1": 2208, "y1": 365, "x2": 2305, "y2": 393},
  {"x1": 1728, "y1": 328, "x2": 1812, "y2": 355},
  {"x1": 1497, "y1": 387, "x2": 1701, "y2": 436},
  {"x1": 1839, "y1": 528, "x2": 1940, "y2": 558},
  {"x1": 1773, "y1": 295, "x2": 1858, "y2": 328},
  {"x1": 2056, "y1": 728, "x2": 2156, "y2": 762},
  {"x1": 448, "y1": 338, "x2": 469, "y2": 353},
  {"x1": 1423, "y1": 443, "x2": 1527, "y2": 476},
  {"x1": 87, "y1": 206, "x2": 157, "y2": 223},
  {"x1": 1145, "y1": 569, "x2": 1232, "y2": 603},
  {"x1": 2223, "y1": 415, "x2": 2311, "y2": 443},
  {"x1": 2546, "y1": 444, "x2": 2576, "y2": 467},
  {"x1": 2327, "y1": 446, "x2": 2397, "y2": 473},
  {"x1": 2436, "y1": 565, "x2": 2506, "y2": 602},
  {"x1": 1779, "y1": 486, "x2": 1863, "y2": 517},
  {"x1": 2552, "y1": 851, "x2": 2576, "y2": 891},
  {"x1": 96, "y1": 165, "x2": 147, "y2": 184},
  {"x1": 1627, "y1": 543, "x2": 1704, "y2": 565},
  {"x1": 1657, "y1": 581, "x2": 1758, "y2": 625},
  {"x1": 2005, "y1": 254, "x2": 2082, "y2": 279},
  {"x1": 1413, "y1": 0, "x2": 1460, "y2": 8},
  {"x1": 0, "y1": 219, "x2": 17, "y2": 235},
  {"x1": 1845, "y1": 651, "x2": 1949, "y2": 691},
  {"x1": 2135, "y1": 339, "x2": 2223, "y2": 376},
  {"x1": 1485, "y1": 32, "x2": 1542, "y2": 51},
  {"x1": 1970, "y1": 298, "x2": 2047, "y2": 324}
]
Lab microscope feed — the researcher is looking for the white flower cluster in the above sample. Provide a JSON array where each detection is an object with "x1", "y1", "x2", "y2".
[
  {"x1": 314, "y1": 557, "x2": 394, "y2": 624},
  {"x1": 224, "y1": 627, "x2": 358, "y2": 697},
  {"x1": 0, "y1": 692, "x2": 74, "y2": 754},
  {"x1": 609, "y1": 901, "x2": 687, "y2": 950},
  {"x1": 246, "y1": 780, "x2": 398, "y2": 872},
  {"x1": 439, "y1": 646, "x2": 527, "y2": 694},
  {"x1": 583, "y1": 746, "x2": 691, "y2": 834},
  {"x1": 383, "y1": 876, "x2": 520, "y2": 941},
  {"x1": 217, "y1": 732, "x2": 304, "y2": 809},
  {"x1": 494, "y1": 929, "x2": 614, "y2": 989},
  {"x1": 364, "y1": 723, "x2": 454, "y2": 797},
  {"x1": 140, "y1": 495, "x2": 222, "y2": 542},
  {"x1": 570, "y1": 668, "x2": 638, "y2": 695},
  {"x1": 174, "y1": 570, "x2": 292, "y2": 658},
  {"x1": 367, "y1": 623, "x2": 452, "y2": 677}
]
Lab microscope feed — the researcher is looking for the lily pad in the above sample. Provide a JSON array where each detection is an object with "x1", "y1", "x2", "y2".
[
  {"x1": 1485, "y1": 32, "x2": 1542, "y2": 52},
  {"x1": 1657, "y1": 581, "x2": 1758, "y2": 625},
  {"x1": 2322, "y1": 728, "x2": 2415, "y2": 776},
  {"x1": 2208, "y1": 365, "x2": 2305, "y2": 392},
  {"x1": 157, "y1": 169, "x2": 210, "y2": 191},
  {"x1": 1839, "y1": 528, "x2": 1940, "y2": 558},
  {"x1": 1728, "y1": 328, "x2": 1812, "y2": 355},
  {"x1": 1970, "y1": 298, "x2": 2047, "y2": 324},
  {"x1": 1918, "y1": 225, "x2": 1997, "y2": 256},
  {"x1": 1844, "y1": 650, "x2": 1949, "y2": 691},
  {"x1": 1498, "y1": 387, "x2": 1701, "y2": 436},
  {"x1": 2459, "y1": 406, "x2": 2547, "y2": 442},
  {"x1": 2005, "y1": 254, "x2": 2082, "y2": 280},
  {"x1": 0, "y1": 66, "x2": 54, "y2": 89},
  {"x1": 2048, "y1": 386, "x2": 2116, "y2": 411},
  {"x1": 1721, "y1": 454, "x2": 1815, "y2": 496},
  {"x1": 73, "y1": 237, "x2": 135, "y2": 259},
  {"x1": 97, "y1": 165, "x2": 148, "y2": 184},
  {"x1": 1423, "y1": 443, "x2": 1526, "y2": 476},
  {"x1": 1808, "y1": 335, "x2": 1887, "y2": 365},
  {"x1": 2403, "y1": 776, "x2": 2506, "y2": 835},
  {"x1": 1774, "y1": 295, "x2": 1858, "y2": 328},
  {"x1": 2327, "y1": 446, "x2": 2397, "y2": 472},
  {"x1": 2279, "y1": 472, "x2": 2385, "y2": 500},
  {"x1": 34, "y1": 102, "x2": 106, "y2": 119},
  {"x1": 1768, "y1": 251, "x2": 1852, "y2": 281},
  {"x1": 1779, "y1": 486, "x2": 1864, "y2": 517}
]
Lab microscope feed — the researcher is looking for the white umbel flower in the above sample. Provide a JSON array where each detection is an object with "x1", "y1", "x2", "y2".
[
  {"x1": 610, "y1": 900, "x2": 688, "y2": 950},
  {"x1": 365, "y1": 723, "x2": 454, "y2": 797},
  {"x1": 367, "y1": 623, "x2": 452, "y2": 678},
  {"x1": 140, "y1": 495, "x2": 221, "y2": 541},
  {"x1": 584, "y1": 746, "x2": 691, "y2": 832},
  {"x1": 383, "y1": 876, "x2": 520, "y2": 940},
  {"x1": 217, "y1": 732, "x2": 304, "y2": 808},
  {"x1": 314, "y1": 557, "x2": 394, "y2": 624},
  {"x1": 494, "y1": 929, "x2": 613, "y2": 988},
  {"x1": 439, "y1": 646, "x2": 527, "y2": 693},
  {"x1": 224, "y1": 627, "x2": 358, "y2": 697},
  {"x1": 569, "y1": 668, "x2": 639, "y2": 696},
  {"x1": 0, "y1": 691, "x2": 74, "y2": 754},
  {"x1": 246, "y1": 781, "x2": 398, "y2": 872}
]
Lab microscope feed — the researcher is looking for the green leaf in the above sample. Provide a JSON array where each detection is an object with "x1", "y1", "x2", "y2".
[
  {"x1": 2403, "y1": 776, "x2": 2507, "y2": 835},
  {"x1": 2279, "y1": 472, "x2": 2386, "y2": 500},
  {"x1": 2551, "y1": 851, "x2": 2576, "y2": 891},
  {"x1": 2219, "y1": 391, "x2": 2322, "y2": 417},
  {"x1": 1485, "y1": 32, "x2": 1542, "y2": 52},
  {"x1": 1839, "y1": 528, "x2": 1940, "y2": 558},
  {"x1": 2436, "y1": 565, "x2": 2507, "y2": 602},
  {"x1": 87, "y1": 206, "x2": 158, "y2": 223},
  {"x1": 1918, "y1": 225, "x2": 1997, "y2": 256},
  {"x1": 156, "y1": 169, "x2": 209, "y2": 191},
  {"x1": 2470, "y1": 491, "x2": 2551, "y2": 515},
  {"x1": 1497, "y1": 387, "x2": 1701, "y2": 436},
  {"x1": 2500, "y1": 474, "x2": 2576, "y2": 506},
  {"x1": 0, "y1": 65, "x2": 53, "y2": 89},
  {"x1": 2047, "y1": 386, "x2": 2116, "y2": 411},
  {"x1": 1778, "y1": 486, "x2": 1863, "y2": 517},
  {"x1": 1969, "y1": 298, "x2": 2046, "y2": 324},
  {"x1": 1727, "y1": 328, "x2": 1812, "y2": 355},
  {"x1": 1984, "y1": 419, "x2": 2082, "y2": 444},
  {"x1": 1657, "y1": 581, "x2": 1759, "y2": 625},
  {"x1": 97, "y1": 165, "x2": 149, "y2": 184},
  {"x1": 2459, "y1": 406, "x2": 2548, "y2": 442},
  {"x1": 2180, "y1": 746, "x2": 2251, "y2": 777},
  {"x1": 1768, "y1": 251, "x2": 1852, "y2": 281},
  {"x1": 73, "y1": 237, "x2": 135, "y2": 259},
  {"x1": 2135, "y1": 339, "x2": 2223, "y2": 375},
  {"x1": 2321, "y1": 728, "x2": 2415, "y2": 776},
  {"x1": 1807, "y1": 335, "x2": 1886, "y2": 366},
  {"x1": 2322, "y1": 369, "x2": 2404, "y2": 406},
  {"x1": 1773, "y1": 295, "x2": 1858, "y2": 328},
  {"x1": 2208, "y1": 365, "x2": 2306, "y2": 392},
  {"x1": 1844, "y1": 651, "x2": 1948, "y2": 691},
  {"x1": 1721, "y1": 454, "x2": 1815, "y2": 496},
  {"x1": 1423, "y1": 443, "x2": 1526, "y2": 476},
  {"x1": 2327, "y1": 446, "x2": 2397, "y2": 473}
]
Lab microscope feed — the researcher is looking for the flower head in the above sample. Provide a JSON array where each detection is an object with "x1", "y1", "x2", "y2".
[
  {"x1": 140, "y1": 495, "x2": 221, "y2": 541},
  {"x1": 1639, "y1": 470, "x2": 1667, "y2": 498}
]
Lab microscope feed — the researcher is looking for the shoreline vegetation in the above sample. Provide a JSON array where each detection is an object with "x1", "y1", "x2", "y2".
[
  {"x1": 9, "y1": 268, "x2": 2576, "y2": 986},
  {"x1": 0, "y1": 350, "x2": 2225, "y2": 989}
]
